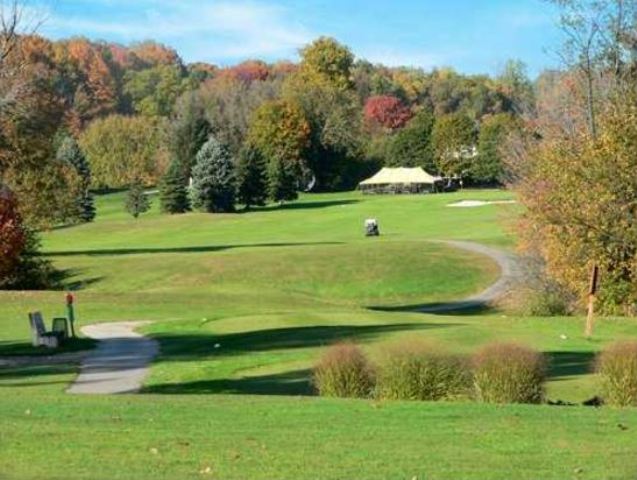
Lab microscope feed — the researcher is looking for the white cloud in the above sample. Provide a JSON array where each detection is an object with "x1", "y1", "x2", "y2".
[{"x1": 39, "y1": 1, "x2": 313, "y2": 63}]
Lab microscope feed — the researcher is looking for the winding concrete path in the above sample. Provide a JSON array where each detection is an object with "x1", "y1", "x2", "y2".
[
  {"x1": 60, "y1": 241, "x2": 516, "y2": 394},
  {"x1": 415, "y1": 240, "x2": 520, "y2": 313},
  {"x1": 67, "y1": 321, "x2": 158, "y2": 395}
]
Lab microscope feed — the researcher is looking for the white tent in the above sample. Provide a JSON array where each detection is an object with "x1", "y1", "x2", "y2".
[{"x1": 359, "y1": 167, "x2": 442, "y2": 194}]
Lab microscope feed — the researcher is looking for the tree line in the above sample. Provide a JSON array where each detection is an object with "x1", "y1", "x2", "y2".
[{"x1": 0, "y1": 3, "x2": 534, "y2": 287}]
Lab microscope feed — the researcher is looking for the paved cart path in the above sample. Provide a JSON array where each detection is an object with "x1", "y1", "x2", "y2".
[
  {"x1": 62, "y1": 241, "x2": 517, "y2": 394},
  {"x1": 67, "y1": 321, "x2": 158, "y2": 395},
  {"x1": 414, "y1": 240, "x2": 520, "y2": 313}
]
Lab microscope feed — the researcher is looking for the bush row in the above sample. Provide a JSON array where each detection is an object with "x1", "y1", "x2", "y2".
[{"x1": 314, "y1": 340, "x2": 637, "y2": 407}]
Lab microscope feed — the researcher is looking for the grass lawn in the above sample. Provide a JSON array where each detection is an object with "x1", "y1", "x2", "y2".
[{"x1": 2, "y1": 189, "x2": 637, "y2": 479}]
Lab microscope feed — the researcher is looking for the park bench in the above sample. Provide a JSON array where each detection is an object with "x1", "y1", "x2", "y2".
[{"x1": 29, "y1": 312, "x2": 68, "y2": 349}]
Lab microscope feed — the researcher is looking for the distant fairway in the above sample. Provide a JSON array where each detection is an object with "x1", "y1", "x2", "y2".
[{"x1": 2, "y1": 190, "x2": 637, "y2": 479}]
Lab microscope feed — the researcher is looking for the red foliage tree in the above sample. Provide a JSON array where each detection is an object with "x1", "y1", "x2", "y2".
[
  {"x1": 364, "y1": 95, "x2": 413, "y2": 130},
  {"x1": 0, "y1": 187, "x2": 26, "y2": 283},
  {"x1": 220, "y1": 60, "x2": 269, "y2": 83}
]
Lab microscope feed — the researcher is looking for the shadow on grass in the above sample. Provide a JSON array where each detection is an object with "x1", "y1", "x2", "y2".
[
  {"x1": 0, "y1": 364, "x2": 78, "y2": 387},
  {"x1": 368, "y1": 301, "x2": 498, "y2": 316},
  {"x1": 145, "y1": 369, "x2": 313, "y2": 396},
  {"x1": 153, "y1": 323, "x2": 459, "y2": 362},
  {"x1": 252, "y1": 199, "x2": 359, "y2": 213},
  {"x1": 547, "y1": 351, "x2": 596, "y2": 380},
  {"x1": 43, "y1": 241, "x2": 345, "y2": 258},
  {"x1": 0, "y1": 337, "x2": 97, "y2": 357}
]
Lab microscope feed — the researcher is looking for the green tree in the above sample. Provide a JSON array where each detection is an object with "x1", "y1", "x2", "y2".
[
  {"x1": 124, "y1": 65, "x2": 188, "y2": 117},
  {"x1": 56, "y1": 136, "x2": 96, "y2": 223},
  {"x1": 159, "y1": 160, "x2": 190, "y2": 214},
  {"x1": 497, "y1": 60, "x2": 535, "y2": 115},
  {"x1": 170, "y1": 91, "x2": 211, "y2": 177},
  {"x1": 191, "y1": 137, "x2": 236, "y2": 213},
  {"x1": 282, "y1": 77, "x2": 363, "y2": 190},
  {"x1": 474, "y1": 114, "x2": 516, "y2": 184},
  {"x1": 125, "y1": 180, "x2": 150, "y2": 218},
  {"x1": 387, "y1": 110, "x2": 435, "y2": 170},
  {"x1": 236, "y1": 146, "x2": 268, "y2": 210},
  {"x1": 268, "y1": 157, "x2": 298, "y2": 204},
  {"x1": 432, "y1": 113, "x2": 477, "y2": 176}
]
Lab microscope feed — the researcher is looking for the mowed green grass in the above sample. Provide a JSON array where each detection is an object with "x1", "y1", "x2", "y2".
[{"x1": 2, "y1": 189, "x2": 637, "y2": 479}]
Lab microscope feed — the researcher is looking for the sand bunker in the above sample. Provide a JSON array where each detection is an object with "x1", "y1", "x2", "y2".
[{"x1": 448, "y1": 200, "x2": 517, "y2": 208}]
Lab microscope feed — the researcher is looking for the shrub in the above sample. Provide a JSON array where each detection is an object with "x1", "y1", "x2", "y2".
[
  {"x1": 597, "y1": 342, "x2": 637, "y2": 407},
  {"x1": 473, "y1": 343, "x2": 546, "y2": 404},
  {"x1": 313, "y1": 343, "x2": 374, "y2": 398},
  {"x1": 376, "y1": 341, "x2": 470, "y2": 401},
  {"x1": 516, "y1": 256, "x2": 574, "y2": 316}
]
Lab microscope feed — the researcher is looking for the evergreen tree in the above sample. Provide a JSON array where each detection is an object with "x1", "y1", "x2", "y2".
[
  {"x1": 236, "y1": 146, "x2": 268, "y2": 210},
  {"x1": 56, "y1": 136, "x2": 96, "y2": 223},
  {"x1": 171, "y1": 92, "x2": 212, "y2": 178},
  {"x1": 191, "y1": 137, "x2": 236, "y2": 213},
  {"x1": 159, "y1": 159, "x2": 190, "y2": 214},
  {"x1": 125, "y1": 180, "x2": 150, "y2": 219},
  {"x1": 268, "y1": 157, "x2": 298, "y2": 204}
]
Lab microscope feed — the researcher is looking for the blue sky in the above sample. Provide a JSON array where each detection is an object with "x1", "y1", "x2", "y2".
[{"x1": 35, "y1": 0, "x2": 564, "y2": 76}]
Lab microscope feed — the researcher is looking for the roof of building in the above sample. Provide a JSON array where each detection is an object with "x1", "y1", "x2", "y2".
[{"x1": 359, "y1": 167, "x2": 442, "y2": 186}]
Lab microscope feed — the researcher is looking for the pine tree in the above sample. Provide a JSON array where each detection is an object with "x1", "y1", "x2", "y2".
[
  {"x1": 191, "y1": 137, "x2": 236, "y2": 213},
  {"x1": 159, "y1": 159, "x2": 190, "y2": 214},
  {"x1": 236, "y1": 146, "x2": 268, "y2": 210},
  {"x1": 171, "y1": 92, "x2": 212, "y2": 178},
  {"x1": 268, "y1": 157, "x2": 298, "y2": 204},
  {"x1": 125, "y1": 180, "x2": 150, "y2": 219},
  {"x1": 56, "y1": 136, "x2": 96, "y2": 223}
]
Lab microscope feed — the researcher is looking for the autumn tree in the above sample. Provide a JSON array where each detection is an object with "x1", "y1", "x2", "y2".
[
  {"x1": 364, "y1": 95, "x2": 412, "y2": 130},
  {"x1": 248, "y1": 99, "x2": 311, "y2": 184},
  {"x1": 0, "y1": 34, "x2": 82, "y2": 227},
  {"x1": 54, "y1": 38, "x2": 119, "y2": 131},
  {"x1": 282, "y1": 74, "x2": 363, "y2": 190},
  {"x1": 236, "y1": 146, "x2": 268, "y2": 209},
  {"x1": 220, "y1": 60, "x2": 269, "y2": 83},
  {"x1": 191, "y1": 137, "x2": 236, "y2": 213},
  {"x1": 515, "y1": 94, "x2": 637, "y2": 313},
  {"x1": 79, "y1": 115, "x2": 169, "y2": 189},
  {"x1": 298, "y1": 37, "x2": 354, "y2": 91},
  {"x1": 130, "y1": 41, "x2": 183, "y2": 68},
  {"x1": 199, "y1": 75, "x2": 282, "y2": 154}
]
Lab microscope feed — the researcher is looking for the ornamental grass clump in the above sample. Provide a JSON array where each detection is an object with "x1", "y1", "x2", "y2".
[
  {"x1": 473, "y1": 343, "x2": 546, "y2": 404},
  {"x1": 375, "y1": 341, "x2": 471, "y2": 401},
  {"x1": 313, "y1": 343, "x2": 374, "y2": 398},
  {"x1": 597, "y1": 341, "x2": 637, "y2": 407}
]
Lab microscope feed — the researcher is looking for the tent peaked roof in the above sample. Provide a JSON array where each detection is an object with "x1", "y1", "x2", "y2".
[{"x1": 359, "y1": 167, "x2": 441, "y2": 186}]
